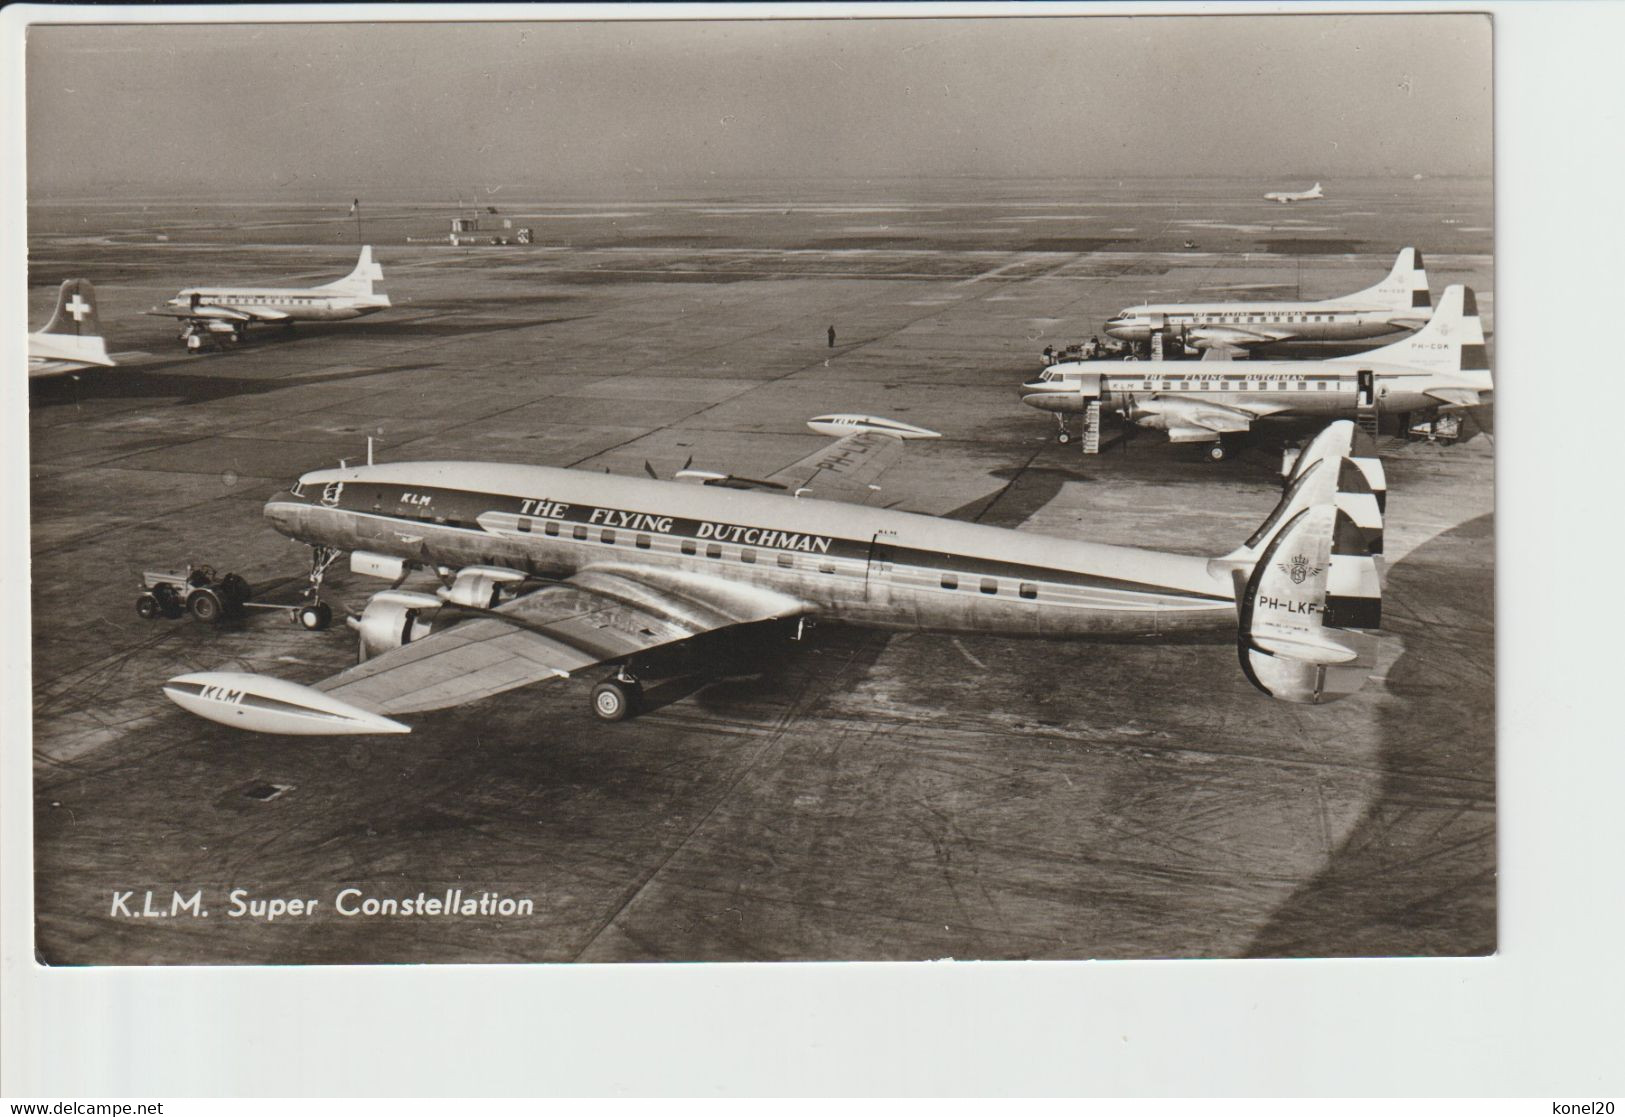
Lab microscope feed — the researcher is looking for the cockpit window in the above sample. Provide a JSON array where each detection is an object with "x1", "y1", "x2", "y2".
[{"x1": 290, "y1": 480, "x2": 305, "y2": 498}]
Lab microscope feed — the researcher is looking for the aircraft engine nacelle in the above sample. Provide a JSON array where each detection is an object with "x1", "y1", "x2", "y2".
[
  {"x1": 203, "y1": 320, "x2": 239, "y2": 334},
  {"x1": 348, "y1": 590, "x2": 443, "y2": 663},
  {"x1": 437, "y1": 565, "x2": 527, "y2": 610},
  {"x1": 1184, "y1": 326, "x2": 1264, "y2": 351}
]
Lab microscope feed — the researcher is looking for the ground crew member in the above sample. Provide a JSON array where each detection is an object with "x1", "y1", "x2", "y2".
[{"x1": 828, "y1": 325, "x2": 836, "y2": 348}]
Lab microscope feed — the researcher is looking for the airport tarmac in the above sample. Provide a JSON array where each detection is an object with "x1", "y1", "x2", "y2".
[{"x1": 28, "y1": 178, "x2": 1495, "y2": 963}]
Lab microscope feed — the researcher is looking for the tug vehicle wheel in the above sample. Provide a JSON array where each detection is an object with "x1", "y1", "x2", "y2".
[
  {"x1": 188, "y1": 589, "x2": 224, "y2": 624},
  {"x1": 136, "y1": 594, "x2": 161, "y2": 621},
  {"x1": 591, "y1": 678, "x2": 641, "y2": 722},
  {"x1": 297, "y1": 602, "x2": 333, "y2": 631}
]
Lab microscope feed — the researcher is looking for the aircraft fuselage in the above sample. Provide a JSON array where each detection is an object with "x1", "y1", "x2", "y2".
[
  {"x1": 1104, "y1": 304, "x2": 1422, "y2": 346},
  {"x1": 171, "y1": 287, "x2": 390, "y2": 322},
  {"x1": 1019, "y1": 360, "x2": 1477, "y2": 419},
  {"x1": 266, "y1": 463, "x2": 1239, "y2": 641}
]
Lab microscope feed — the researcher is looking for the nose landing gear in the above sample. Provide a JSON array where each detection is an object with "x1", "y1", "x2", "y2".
[
  {"x1": 291, "y1": 545, "x2": 343, "y2": 631},
  {"x1": 1053, "y1": 414, "x2": 1073, "y2": 445}
]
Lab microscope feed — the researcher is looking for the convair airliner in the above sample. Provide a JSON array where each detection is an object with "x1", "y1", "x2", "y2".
[
  {"x1": 1104, "y1": 248, "x2": 1432, "y2": 353},
  {"x1": 29, "y1": 279, "x2": 116, "y2": 378},
  {"x1": 149, "y1": 245, "x2": 390, "y2": 347},
  {"x1": 1264, "y1": 182, "x2": 1325, "y2": 203},
  {"x1": 162, "y1": 417, "x2": 1386, "y2": 736},
  {"x1": 1025, "y1": 285, "x2": 1490, "y2": 458}
]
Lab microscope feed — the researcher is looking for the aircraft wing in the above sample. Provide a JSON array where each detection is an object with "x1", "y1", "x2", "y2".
[
  {"x1": 678, "y1": 414, "x2": 941, "y2": 503},
  {"x1": 145, "y1": 304, "x2": 289, "y2": 323},
  {"x1": 1131, "y1": 394, "x2": 1289, "y2": 442},
  {"x1": 1425, "y1": 387, "x2": 1490, "y2": 409},
  {"x1": 1185, "y1": 325, "x2": 1284, "y2": 350},
  {"x1": 313, "y1": 565, "x2": 808, "y2": 718}
]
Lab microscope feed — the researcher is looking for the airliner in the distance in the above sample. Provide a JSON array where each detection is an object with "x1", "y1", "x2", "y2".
[
  {"x1": 1025, "y1": 285, "x2": 1489, "y2": 457},
  {"x1": 1264, "y1": 182, "x2": 1325, "y2": 203},
  {"x1": 148, "y1": 245, "x2": 390, "y2": 349},
  {"x1": 1104, "y1": 248, "x2": 1432, "y2": 354}
]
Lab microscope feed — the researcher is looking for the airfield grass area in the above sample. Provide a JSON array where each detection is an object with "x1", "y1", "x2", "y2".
[{"x1": 28, "y1": 177, "x2": 1494, "y2": 963}]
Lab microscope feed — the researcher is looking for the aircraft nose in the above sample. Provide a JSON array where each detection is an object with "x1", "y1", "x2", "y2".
[{"x1": 262, "y1": 489, "x2": 307, "y2": 538}]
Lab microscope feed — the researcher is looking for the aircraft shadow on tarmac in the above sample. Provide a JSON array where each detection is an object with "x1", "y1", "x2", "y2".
[
  {"x1": 1243, "y1": 511, "x2": 1496, "y2": 958},
  {"x1": 28, "y1": 361, "x2": 450, "y2": 408}
]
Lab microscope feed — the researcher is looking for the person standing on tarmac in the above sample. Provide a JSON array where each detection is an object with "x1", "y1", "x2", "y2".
[{"x1": 828, "y1": 324, "x2": 836, "y2": 348}]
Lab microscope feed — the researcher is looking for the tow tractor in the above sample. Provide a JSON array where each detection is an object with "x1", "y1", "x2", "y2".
[
  {"x1": 135, "y1": 563, "x2": 334, "y2": 630},
  {"x1": 1407, "y1": 412, "x2": 1463, "y2": 445}
]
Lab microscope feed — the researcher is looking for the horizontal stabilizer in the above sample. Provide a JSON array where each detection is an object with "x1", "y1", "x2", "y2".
[
  {"x1": 1252, "y1": 632, "x2": 1360, "y2": 665},
  {"x1": 1425, "y1": 387, "x2": 1485, "y2": 408}
]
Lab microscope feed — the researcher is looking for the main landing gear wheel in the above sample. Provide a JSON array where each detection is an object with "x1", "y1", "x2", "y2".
[
  {"x1": 591, "y1": 676, "x2": 642, "y2": 722},
  {"x1": 296, "y1": 602, "x2": 333, "y2": 631},
  {"x1": 1206, "y1": 443, "x2": 1230, "y2": 463}
]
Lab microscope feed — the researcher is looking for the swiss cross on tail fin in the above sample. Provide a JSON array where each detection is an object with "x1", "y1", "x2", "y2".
[{"x1": 42, "y1": 279, "x2": 102, "y2": 338}]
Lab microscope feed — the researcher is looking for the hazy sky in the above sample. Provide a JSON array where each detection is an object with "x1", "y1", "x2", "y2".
[{"x1": 26, "y1": 14, "x2": 1491, "y2": 197}]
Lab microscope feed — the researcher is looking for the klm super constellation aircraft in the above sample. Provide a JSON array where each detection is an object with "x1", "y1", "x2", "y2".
[
  {"x1": 148, "y1": 245, "x2": 390, "y2": 349},
  {"x1": 1025, "y1": 285, "x2": 1490, "y2": 458},
  {"x1": 1104, "y1": 248, "x2": 1432, "y2": 355},
  {"x1": 29, "y1": 280, "x2": 116, "y2": 378},
  {"x1": 163, "y1": 416, "x2": 1386, "y2": 734}
]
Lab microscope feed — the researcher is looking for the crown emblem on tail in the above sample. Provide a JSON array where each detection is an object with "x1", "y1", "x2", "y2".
[{"x1": 1277, "y1": 553, "x2": 1322, "y2": 584}]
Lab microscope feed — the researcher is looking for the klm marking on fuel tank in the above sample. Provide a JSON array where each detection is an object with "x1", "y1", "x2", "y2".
[{"x1": 201, "y1": 684, "x2": 246, "y2": 705}]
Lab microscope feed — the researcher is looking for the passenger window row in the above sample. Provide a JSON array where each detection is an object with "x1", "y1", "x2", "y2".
[{"x1": 513, "y1": 520, "x2": 1041, "y2": 599}]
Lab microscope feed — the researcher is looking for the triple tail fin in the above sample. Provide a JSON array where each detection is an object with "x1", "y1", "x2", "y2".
[
  {"x1": 1341, "y1": 247, "x2": 1430, "y2": 313},
  {"x1": 1213, "y1": 420, "x2": 1383, "y2": 572},
  {"x1": 318, "y1": 246, "x2": 385, "y2": 295},
  {"x1": 1211, "y1": 420, "x2": 1385, "y2": 705},
  {"x1": 1237, "y1": 501, "x2": 1382, "y2": 705}
]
